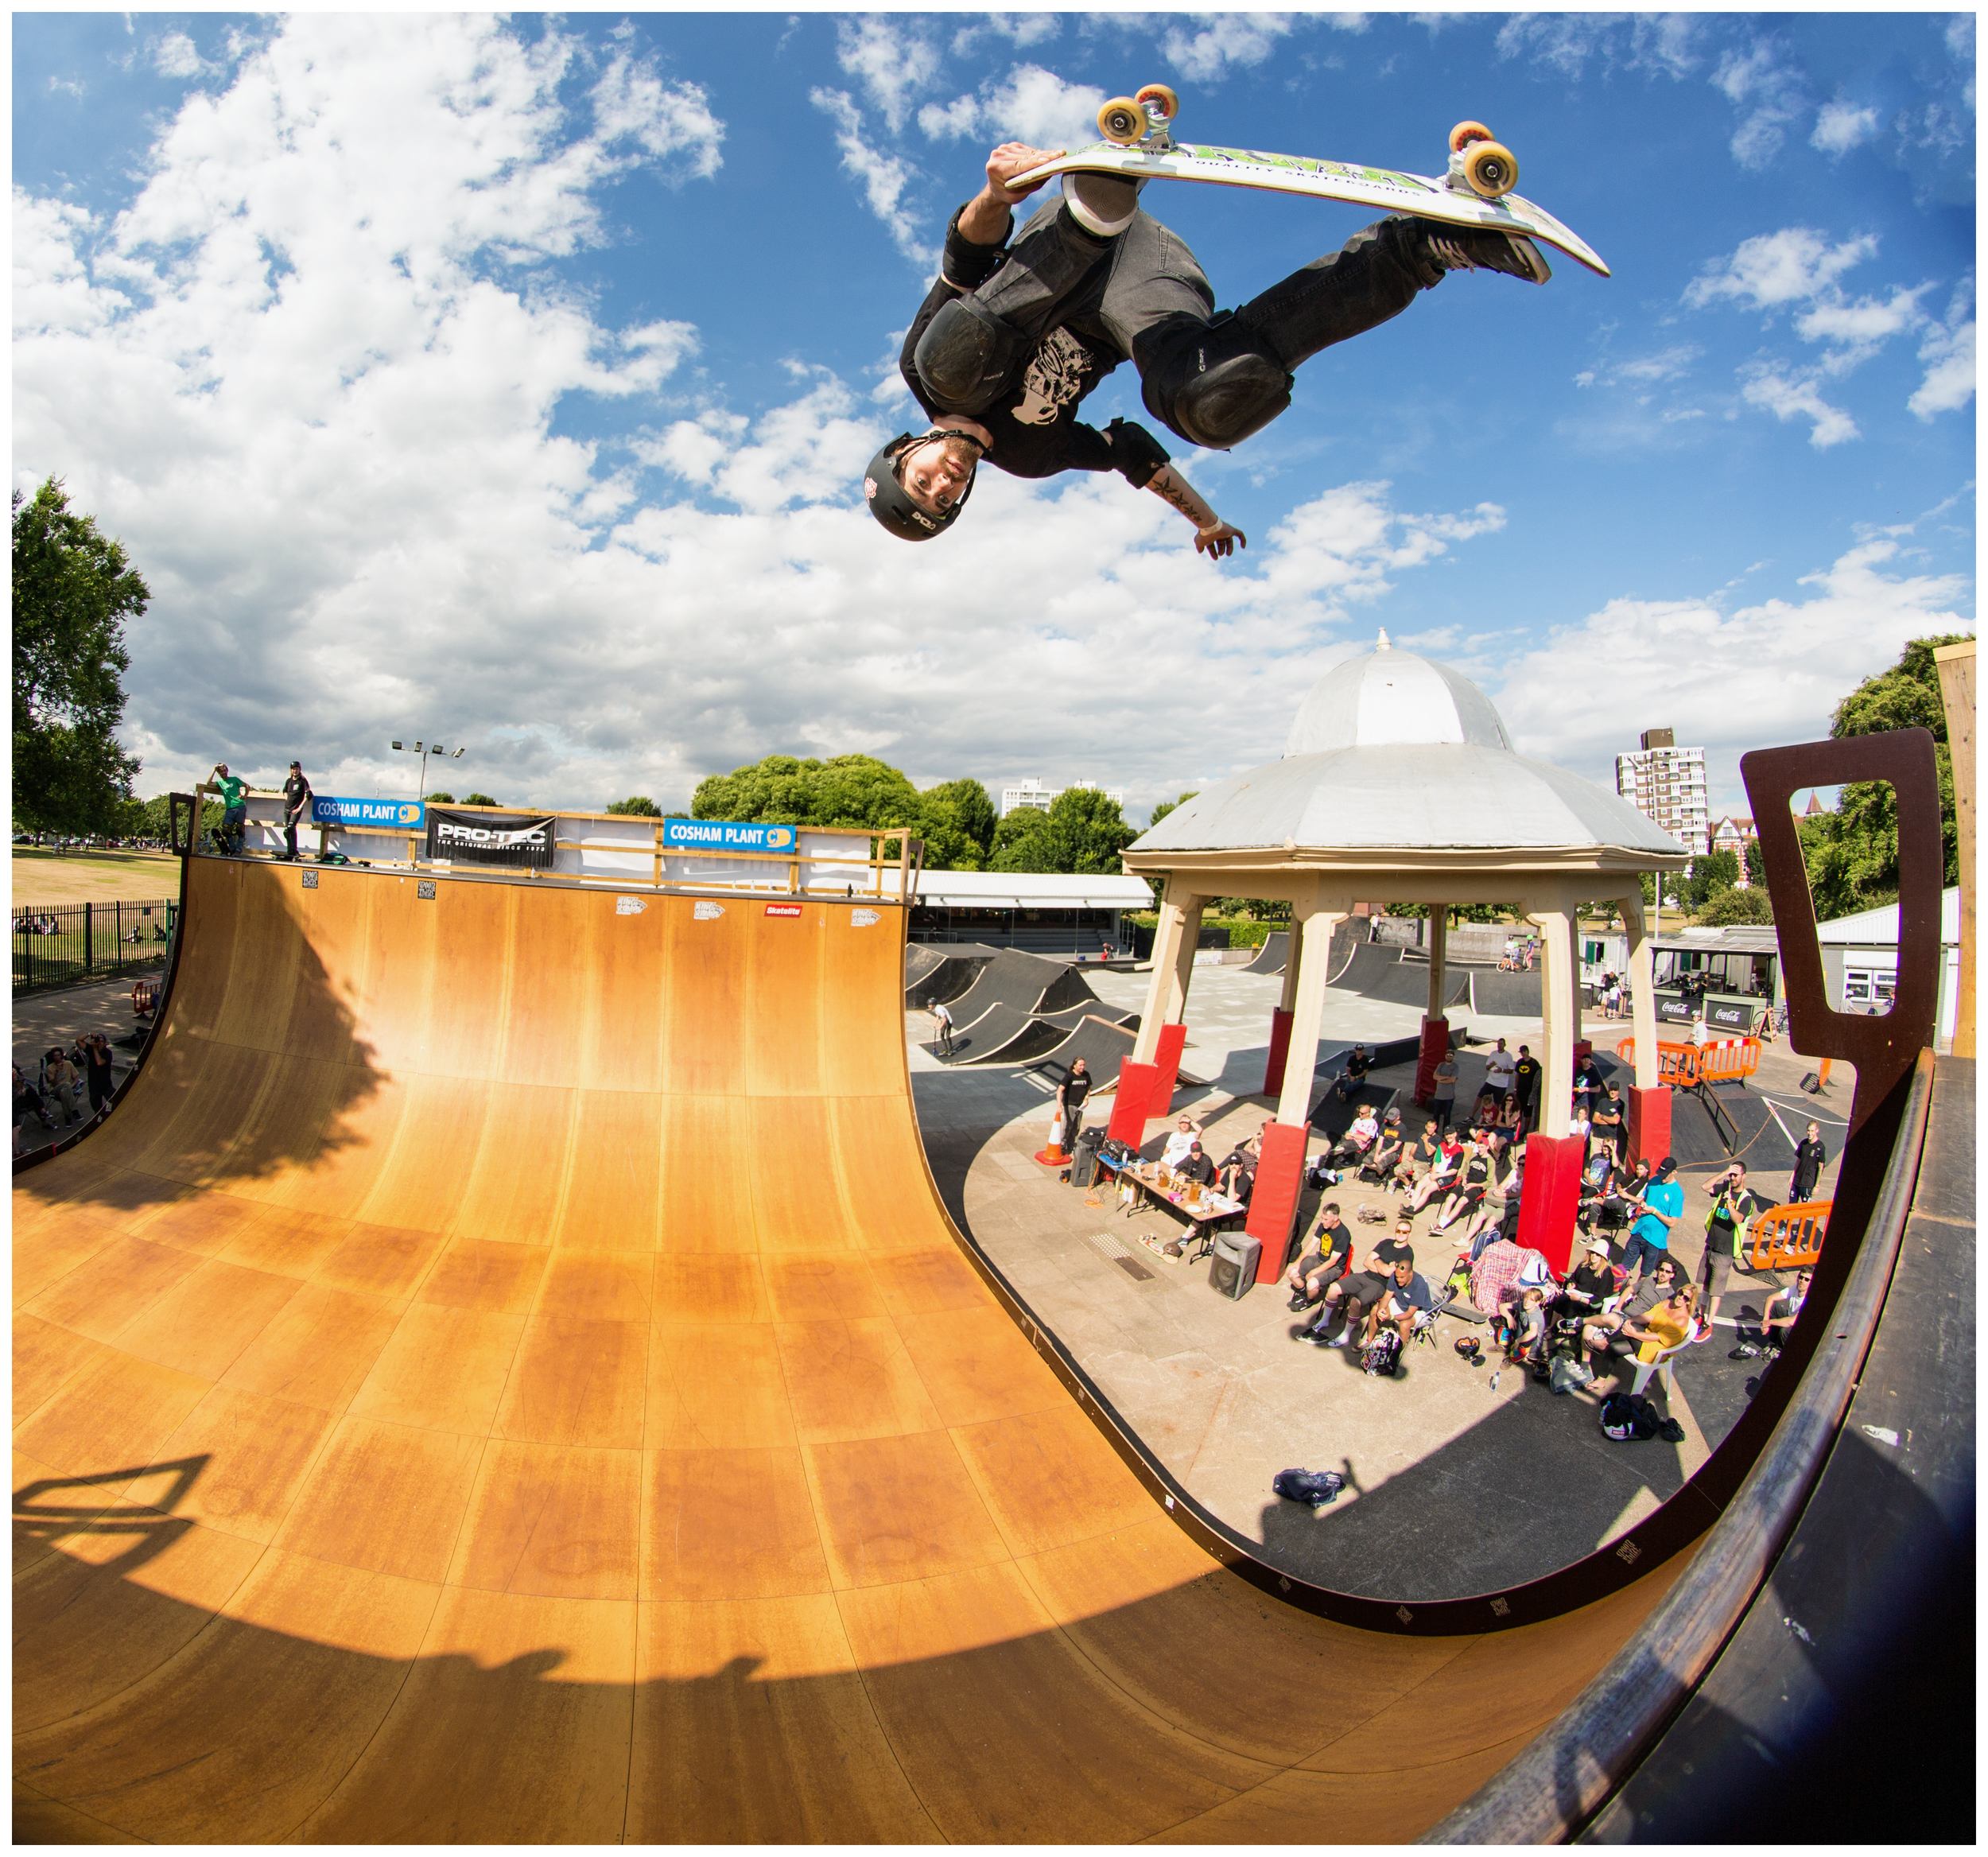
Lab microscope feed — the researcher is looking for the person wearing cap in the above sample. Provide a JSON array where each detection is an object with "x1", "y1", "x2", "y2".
[
  {"x1": 1324, "y1": 1101, "x2": 1380, "y2": 1169},
  {"x1": 1159, "y1": 1115, "x2": 1202, "y2": 1170},
  {"x1": 1304, "y1": 1219, "x2": 1415, "y2": 1346},
  {"x1": 1361, "y1": 1108, "x2": 1406, "y2": 1183},
  {"x1": 212, "y1": 762, "x2": 248, "y2": 856},
  {"x1": 866, "y1": 138, "x2": 1555, "y2": 553},
  {"x1": 279, "y1": 760, "x2": 314, "y2": 862},
  {"x1": 1620, "y1": 1156, "x2": 1683, "y2": 1285},
  {"x1": 1560, "y1": 1237, "x2": 1620, "y2": 1319},
  {"x1": 1173, "y1": 1138, "x2": 1216, "y2": 1187}
]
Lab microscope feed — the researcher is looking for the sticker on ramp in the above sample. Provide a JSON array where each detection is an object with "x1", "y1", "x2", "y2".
[
  {"x1": 615, "y1": 896, "x2": 646, "y2": 916},
  {"x1": 693, "y1": 899, "x2": 724, "y2": 920},
  {"x1": 851, "y1": 908, "x2": 879, "y2": 927},
  {"x1": 764, "y1": 903, "x2": 804, "y2": 917}
]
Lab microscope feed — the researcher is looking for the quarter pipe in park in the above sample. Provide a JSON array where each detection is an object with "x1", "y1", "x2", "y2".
[{"x1": 11, "y1": 849, "x2": 1958, "y2": 1842}]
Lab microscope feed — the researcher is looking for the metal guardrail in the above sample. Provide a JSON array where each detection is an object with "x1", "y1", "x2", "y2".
[{"x1": 11, "y1": 899, "x2": 178, "y2": 996}]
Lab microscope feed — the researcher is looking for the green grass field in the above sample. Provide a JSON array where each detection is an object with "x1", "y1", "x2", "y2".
[{"x1": 12, "y1": 848, "x2": 182, "y2": 909}]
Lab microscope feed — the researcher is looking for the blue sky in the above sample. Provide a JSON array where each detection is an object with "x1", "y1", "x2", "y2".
[{"x1": 13, "y1": 11, "x2": 1974, "y2": 827}]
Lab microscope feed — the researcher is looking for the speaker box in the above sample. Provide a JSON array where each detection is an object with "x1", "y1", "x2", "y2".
[{"x1": 1209, "y1": 1231, "x2": 1261, "y2": 1301}]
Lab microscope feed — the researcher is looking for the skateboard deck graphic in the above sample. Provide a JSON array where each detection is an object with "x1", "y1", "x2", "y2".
[{"x1": 1015, "y1": 141, "x2": 1609, "y2": 277}]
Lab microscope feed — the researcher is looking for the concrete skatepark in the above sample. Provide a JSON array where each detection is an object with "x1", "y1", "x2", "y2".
[{"x1": 13, "y1": 784, "x2": 1971, "y2": 1841}]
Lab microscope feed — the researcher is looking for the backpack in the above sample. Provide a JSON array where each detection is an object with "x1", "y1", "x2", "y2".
[
  {"x1": 1600, "y1": 1393, "x2": 1662, "y2": 1441},
  {"x1": 1272, "y1": 1467, "x2": 1345, "y2": 1509},
  {"x1": 1361, "y1": 1330, "x2": 1403, "y2": 1377}
]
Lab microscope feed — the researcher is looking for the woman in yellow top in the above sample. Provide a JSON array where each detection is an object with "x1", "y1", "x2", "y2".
[{"x1": 1635, "y1": 1282, "x2": 1698, "y2": 1362}]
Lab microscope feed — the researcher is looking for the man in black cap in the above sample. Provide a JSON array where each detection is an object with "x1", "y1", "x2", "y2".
[
  {"x1": 864, "y1": 139, "x2": 1553, "y2": 550},
  {"x1": 1620, "y1": 1156, "x2": 1683, "y2": 1287},
  {"x1": 279, "y1": 760, "x2": 313, "y2": 862}
]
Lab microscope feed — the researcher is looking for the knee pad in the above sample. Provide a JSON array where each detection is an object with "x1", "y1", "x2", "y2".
[
  {"x1": 913, "y1": 297, "x2": 1019, "y2": 416},
  {"x1": 1142, "y1": 317, "x2": 1293, "y2": 451}
]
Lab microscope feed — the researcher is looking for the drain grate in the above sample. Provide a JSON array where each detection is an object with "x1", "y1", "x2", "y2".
[{"x1": 1080, "y1": 1228, "x2": 1152, "y2": 1281}]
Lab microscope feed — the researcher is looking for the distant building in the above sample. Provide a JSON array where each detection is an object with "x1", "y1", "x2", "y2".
[
  {"x1": 1000, "y1": 776, "x2": 1128, "y2": 818},
  {"x1": 1616, "y1": 729, "x2": 1710, "y2": 856},
  {"x1": 1710, "y1": 814, "x2": 1759, "y2": 884}
]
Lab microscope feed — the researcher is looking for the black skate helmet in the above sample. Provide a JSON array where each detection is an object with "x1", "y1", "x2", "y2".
[{"x1": 864, "y1": 429, "x2": 984, "y2": 542}]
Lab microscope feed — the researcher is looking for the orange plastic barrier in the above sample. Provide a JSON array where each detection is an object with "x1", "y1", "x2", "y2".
[
  {"x1": 1614, "y1": 1037, "x2": 1761, "y2": 1087},
  {"x1": 1749, "y1": 1199, "x2": 1831, "y2": 1271}
]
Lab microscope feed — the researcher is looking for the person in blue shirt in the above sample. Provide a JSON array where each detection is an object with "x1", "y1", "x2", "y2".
[{"x1": 1620, "y1": 1156, "x2": 1683, "y2": 1287}]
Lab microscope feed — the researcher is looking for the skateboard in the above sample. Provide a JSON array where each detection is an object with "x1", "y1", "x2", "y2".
[{"x1": 1011, "y1": 84, "x2": 1609, "y2": 278}]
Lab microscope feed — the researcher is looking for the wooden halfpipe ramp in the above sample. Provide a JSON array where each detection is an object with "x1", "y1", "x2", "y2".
[{"x1": 4, "y1": 856, "x2": 1899, "y2": 1842}]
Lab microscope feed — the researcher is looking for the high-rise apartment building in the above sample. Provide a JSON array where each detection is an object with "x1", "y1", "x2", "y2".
[
  {"x1": 1615, "y1": 728, "x2": 1710, "y2": 856},
  {"x1": 1000, "y1": 777, "x2": 1128, "y2": 818}
]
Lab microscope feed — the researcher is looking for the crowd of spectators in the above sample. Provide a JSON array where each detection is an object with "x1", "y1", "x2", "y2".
[{"x1": 13, "y1": 1033, "x2": 118, "y2": 1154}]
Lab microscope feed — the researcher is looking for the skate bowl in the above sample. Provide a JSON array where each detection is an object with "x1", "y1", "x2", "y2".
[{"x1": 10, "y1": 829, "x2": 1961, "y2": 1841}]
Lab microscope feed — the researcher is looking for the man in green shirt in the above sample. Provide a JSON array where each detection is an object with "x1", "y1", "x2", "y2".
[{"x1": 212, "y1": 763, "x2": 248, "y2": 856}]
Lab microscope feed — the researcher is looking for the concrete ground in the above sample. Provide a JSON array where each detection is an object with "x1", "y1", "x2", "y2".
[
  {"x1": 910, "y1": 959, "x2": 1850, "y2": 1602},
  {"x1": 12, "y1": 973, "x2": 153, "y2": 1158}
]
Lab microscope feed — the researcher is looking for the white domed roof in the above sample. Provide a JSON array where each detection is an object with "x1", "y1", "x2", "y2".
[{"x1": 1285, "y1": 634, "x2": 1513, "y2": 756}]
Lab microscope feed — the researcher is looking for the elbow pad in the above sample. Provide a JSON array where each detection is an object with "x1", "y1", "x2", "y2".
[{"x1": 1106, "y1": 417, "x2": 1171, "y2": 488}]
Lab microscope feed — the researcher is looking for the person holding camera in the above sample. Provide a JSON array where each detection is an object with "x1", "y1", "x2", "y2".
[{"x1": 1697, "y1": 1161, "x2": 1764, "y2": 1339}]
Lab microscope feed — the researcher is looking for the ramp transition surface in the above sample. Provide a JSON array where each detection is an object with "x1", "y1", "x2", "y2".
[{"x1": 15, "y1": 858, "x2": 1733, "y2": 1840}]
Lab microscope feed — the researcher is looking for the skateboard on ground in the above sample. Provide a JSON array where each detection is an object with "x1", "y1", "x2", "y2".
[{"x1": 1012, "y1": 84, "x2": 1609, "y2": 278}]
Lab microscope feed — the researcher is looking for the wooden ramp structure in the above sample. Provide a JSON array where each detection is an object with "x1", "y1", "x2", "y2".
[{"x1": 6, "y1": 853, "x2": 1921, "y2": 1842}]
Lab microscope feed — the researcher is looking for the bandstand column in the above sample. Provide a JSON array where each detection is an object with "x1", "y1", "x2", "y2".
[
  {"x1": 1415, "y1": 907, "x2": 1451, "y2": 1103},
  {"x1": 1427, "y1": 908, "x2": 1448, "y2": 1019},
  {"x1": 1530, "y1": 899, "x2": 1578, "y2": 1134},
  {"x1": 1263, "y1": 915, "x2": 1302, "y2": 1094},
  {"x1": 1621, "y1": 888, "x2": 1670, "y2": 1164}
]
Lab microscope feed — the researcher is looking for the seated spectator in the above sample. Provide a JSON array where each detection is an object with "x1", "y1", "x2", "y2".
[
  {"x1": 1493, "y1": 1090, "x2": 1524, "y2": 1132},
  {"x1": 1359, "y1": 1246, "x2": 1435, "y2": 1350},
  {"x1": 39, "y1": 1048, "x2": 82, "y2": 1127},
  {"x1": 1469, "y1": 1082, "x2": 1501, "y2": 1128},
  {"x1": 1304, "y1": 1220, "x2": 1415, "y2": 1346},
  {"x1": 1580, "y1": 1254, "x2": 1679, "y2": 1369},
  {"x1": 1174, "y1": 1140, "x2": 1216, "y2": 1187},
  {"x1": 1159, "y1": 1117, "x2": 1202, "y2": 1169},
  {"x1": 1326, "y1": 1104, "x2": 1381, "y2": 1169},
  {"x1": 1632, "y1": 1281, "x2": 1699, "y2": 1366},
  {"x1": 1559, "y1": 1237, "x2": 1617, "y2": 1321},
  {"x1": 1360, "y1": 1109, "x2": 1405, "y2": 1182},
  {"x1": 1333, "y1": 1043, "x2": 1372, "y2": 1101},
  {"x1": 1430, "y1": 1137, "x2": 1496, "y2": 1236},
  {"x1": 1734, "y1": 1267, "x2": 1814, "y2": 1358},
  {"x1": 1391, "y1": 1119, "x2": 1441, "y2": 1195},
  {"x1": 1505, "y1": 1286, "x2": 1547, "y2": 1363},
  {"x1": 1216, "y1": 1133, "x2": 1261, "y2": 1202},
  {"x1": 1406, "y1": 1131, "x2": 1464, "y2": 1213},
  {"x1": 13, "y1": 1063, "x2": 50, "y2": 1148},
  {"x1": 1285, "y1": 1202, "x2": 1352, "y2": 1310}
]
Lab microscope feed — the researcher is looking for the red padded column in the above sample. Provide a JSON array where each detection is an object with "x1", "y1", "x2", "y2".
[
  {"x1": 1516, "y1": 1133, "x2": 1582, "y2": 1276},
  {"x1": 1245, "y1": 1121, "x2": 1310, "y2": 1281},
  {"x1": 1151, "y1": 1023, "x2": 1187, "y2": 1121},
  {"x1": 1105, "y1": 1062, "x2": 1159, "y2": 1148},
  {"x1": 1626, "y1": 1085, "x2": 1672, "y2": 1169},
  {"x1": 1263, "y1": 1008, "x2": 1293, "y2": 1097},
  {"x1": 1413, "y1": 1016, "x2": 1450, "y2": 1105}
]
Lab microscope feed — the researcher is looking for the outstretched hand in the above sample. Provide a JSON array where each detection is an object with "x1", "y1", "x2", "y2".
[
  {"x1": 1194, "y1": 522, "x2": 1248, "y2": 561},
  {"x1": 985, "y1": 142, "x2": 1065, "y2": 202}
]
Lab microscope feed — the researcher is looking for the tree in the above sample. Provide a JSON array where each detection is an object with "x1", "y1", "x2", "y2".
[
  {"x1": 607, "y1": 795, "x2": 663, "y2": 817},
  {"x1": 1800, "y1": 632, "x2": 1971, "y2": 916},
  {"x1": 13, "y1": 478, "x2": 148, "y2": 835},
  {"x1": 1043, "y1": 785, "x2": 1137, "y2": 874},
  {"x1": 918, "y1": 777, "x2": 996, "y2": 867},
  {"x1": 693, "y1": 752, "x2": 923, "y2": 833},
  {"x1": 1687, "y1": 848, "x2": 1741, "y2": 909},
  {"x1": 1699, "y1": 884, "x2": 1774, "y2": 926},
  {"x1": 427, "y1": 791, "x2": 455, "y2": 805},
  {"x1": 1148, "y1": 790, "x2": 1198, "y2": 829},
  {"x1": 990, "y1": 804, "x2": 1053, "y2": 872},
  {"x1": 1744, "y1": 836, "x2": 1768, "y2": 888},
  {"x1": 460, "y1": 792, "x2": 499, "y2": 808}
]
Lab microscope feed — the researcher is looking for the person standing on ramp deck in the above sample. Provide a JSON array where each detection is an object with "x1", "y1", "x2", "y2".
[{"x1": 865, "y1": 140, "x2": 1552, "y2": 550}]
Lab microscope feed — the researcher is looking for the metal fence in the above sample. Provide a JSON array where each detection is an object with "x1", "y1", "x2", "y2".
[{"x1": 13, "y1": 898, "x2": 178, "y2": 996}]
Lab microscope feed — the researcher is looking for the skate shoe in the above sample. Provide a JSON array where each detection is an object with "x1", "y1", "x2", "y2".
[
  {"x1": 1064, "y1": 170, "x2": 1143, "y2": 237},
  {"x1": 1415, "y1": 223, "x2": 1552, "y2": 285}
]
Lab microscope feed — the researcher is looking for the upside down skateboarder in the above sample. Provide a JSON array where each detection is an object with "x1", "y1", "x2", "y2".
[{"x1": 865, "y1": 142, "x2": 1553, "y2": 554}]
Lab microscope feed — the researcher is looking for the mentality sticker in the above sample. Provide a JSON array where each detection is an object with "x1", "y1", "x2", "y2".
[
  {"x1": 765, "y1": 903, "x2": 804, "y2": 918},
  {"x1": 850, "y1": 908, "x2": 880, "y2": 927},
  {"x1": 615, "y1": 896, "x2": 646, "y2": 916},
  {"x1": 693, "y1": 899, "x2": 724, "y2": 921}
]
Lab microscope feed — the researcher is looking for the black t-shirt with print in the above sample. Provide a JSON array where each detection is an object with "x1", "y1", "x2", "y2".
[
  {"x1": 1061, "y1": 1071, "x2": 1092, "y2": 1109},
  {"x1": 898, "y1": 208, "x2": 1172, "y2": 487}
]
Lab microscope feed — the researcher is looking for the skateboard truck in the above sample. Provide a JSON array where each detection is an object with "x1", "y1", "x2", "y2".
[
  {"x1": 1442, "y1": 119, "x2": 1519, "y2": 199},
  {"x1": 1097, "y1": 83, "x2": 1178, "y2": 156}
]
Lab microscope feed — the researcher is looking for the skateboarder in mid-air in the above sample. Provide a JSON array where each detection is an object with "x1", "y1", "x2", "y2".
[{"x1": 865, "y1": 141, "x2": 1552, "y2": 554}]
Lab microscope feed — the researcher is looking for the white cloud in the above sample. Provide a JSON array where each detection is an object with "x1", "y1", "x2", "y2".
[
  {"x1": 810, "y1": 88, "x2": 934, "y2": 267},
  {"x1": 1160, "y1": 15, "x2": 1300, "y2": 84},
  {"x1": 1795, "y1": 285, "x2": 1932, "y2": 373},
  {"x1": 153, "y1": 30, "x2": 203, "y2": 79},
  {"x1": 1811, "y1": 99, "x2": 1881, "y2": 157},
  {"x1": 949, "y1": 16, "x2": 1059, "y2": 60},
  {"x1": 918, "y1": 64, "x2": 1107, "y2": 153},
  {"x1": 1574, "y1": 344, "x2": 1701, "y2": 390},
  {"x1": 1494, "y1": 14, "x2": 1697, "y2": 82},
  {"x1": 833, "y1": 17, "x2": 940, "y2": 134},
  {"x1": 1738, "y1": 362, "x2": 1858, "y2": 448},
  {"x1": 1491, "y1": 539, "x2": 1974, "y2": 800},
  {"x1": 1909, "y1": 289, "x2": 1976, "y2": 419},
  {"x1": 1684, "y1": 227, "x2": 1876, "y2": 311},
  {"x1": 1712, "y1": 39, "x2": 1807, "y2": 168},
  {"x1": 590, "y1": 52, "x2": 724, "y2": 180}
]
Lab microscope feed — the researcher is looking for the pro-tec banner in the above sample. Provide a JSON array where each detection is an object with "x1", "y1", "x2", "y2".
[
  {"x1": 662, "y1": 818, "x2": 798, "y2": 853},
  {"x1": 426, "y1": 807, "x2": 557, "y2": 868},
  {"x1": 312, "y1": 795, "x2": 427, "y2": 830}
]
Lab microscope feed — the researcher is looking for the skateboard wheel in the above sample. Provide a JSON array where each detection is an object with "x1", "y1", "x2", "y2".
[
  {"x1": 1462, "y1": 139, "x2": 1519, "y2": 198},
  {"x1": 1097, "y1": 96, "x2": 1145, "y2": 145},
  {"x1": 1449, "y1": 119, "x2": 1493, "y2": 153},
  {"x1": 1135, "y1": 84, "x2": 1179, "y2": 122}
]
